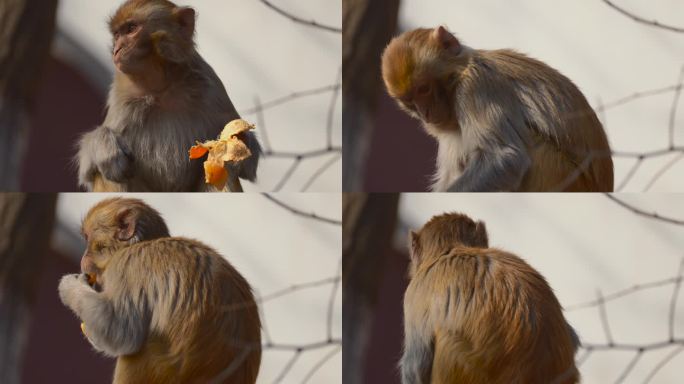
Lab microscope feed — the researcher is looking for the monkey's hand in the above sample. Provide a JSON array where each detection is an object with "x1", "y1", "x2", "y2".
[
  {"x1": 58, "y1": 273, "x2": 95, "y2": 316},
  {"x1": 236, "y1": 130, "x2": 261, "y2": 182},
  {"x1": 77, "y1": 126, "x2": 134, "y2": 189}
]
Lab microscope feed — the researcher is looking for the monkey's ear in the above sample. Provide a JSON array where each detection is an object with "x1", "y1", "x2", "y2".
[
  {"x1": 115, "y1": 208, "x2": 137, "y2": 241},
  {"x1": 174, "y1": 7, "x2": 196, "y2": 40},
  {"x1": 409, "y1": 230, "x2": 421, "y2": 262},
  {"x1": 433, "y1": 26, "x2": 461, "y2": 54},
  {"x1": 474, "y1": 221, "x2": 489, "y2": 248}
]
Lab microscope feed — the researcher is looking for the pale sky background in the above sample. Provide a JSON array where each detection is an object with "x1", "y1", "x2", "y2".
[
  {"x1": 54, "y1": 193, "x2": 342, "y2": 384},
  {"x1": 400, "y1": 0, "x2": 684, "y2": 192},
  {"x1": 55, "y1": 0, "x2": 342, "y2": 192},
  {"x1": 400, "y1": 194, "x2": 684, "y2": 384}
]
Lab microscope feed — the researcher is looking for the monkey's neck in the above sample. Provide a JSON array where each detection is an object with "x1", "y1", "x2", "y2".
[
  {"x1": 425, "y1": 120, "x2": 460, "y2": 137},
  {"x1": 116, "y1": 69, "x2": 169, "y2": 97}
]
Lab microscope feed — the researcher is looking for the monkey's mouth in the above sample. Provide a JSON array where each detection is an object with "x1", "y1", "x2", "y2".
[
  {"x1": 86, "y1": 273, "x2": 96, "y2": 286},
  {"x1": 85, "y1": 273, "x2": 103, "y2": 292},
  {"x1": 113, "y1": 47, "x2": 125, "y2": 62},
  {"x1": 417, "y1": 106, "x2": 431, "y2": 122},
  {"x1": 113, "y1": 45, "x2": 133, "y2": 65}
]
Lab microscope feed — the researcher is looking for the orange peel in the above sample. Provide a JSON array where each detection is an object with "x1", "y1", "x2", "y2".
[
  {"x1": 189, "y1": 119, "x2": 255, "y2": 190},
  {"x1": 204, "y1": 160, "x2": 228, "y2": 188}
]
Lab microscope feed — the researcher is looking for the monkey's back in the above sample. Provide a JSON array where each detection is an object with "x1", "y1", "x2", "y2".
[
  {"x1": 107, "y1": 237, "x2": 261, "y2": 384},
  {"x1": 467, "y1": 49, "x2": 614, "y2": 192},
  {"x1": 405, "y1": 247, "x2": 578, "y2": 384}
]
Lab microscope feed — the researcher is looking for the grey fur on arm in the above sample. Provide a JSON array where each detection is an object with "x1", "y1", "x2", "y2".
[
  {"x1": 57, "y1": 273, "x2": 148, "y2": 357},
  {"x1": 76, "y1": 126, "x2": 133, "y2": 190}
]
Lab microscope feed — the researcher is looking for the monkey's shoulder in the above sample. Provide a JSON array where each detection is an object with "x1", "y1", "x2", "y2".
[
  {"x1": 475, "y1": 49, "x2": 577, "y2": 90},
  {"x1": 121, "y1": 237, "x2": 224, "y2": 263},
  {"x1": 420, "y1": 246, "x2": 536, "y2": 277},
  {"x1": 478, "y1": 49, "x2": 549, "y2": 69}
]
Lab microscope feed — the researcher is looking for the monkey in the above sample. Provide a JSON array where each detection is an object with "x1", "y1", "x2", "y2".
[
  {"x1": 58, "y1": 197, "x2": 261, "y2": 384},
  {"x1": 381, "y1": 26, "x2": 614, "y2": 192},
  {"x1": 76, "y1": 0, "x2": 261, "y2": 192},
  {"x1": 401, "y1": 213, "x2": 579, "y2": 384}
]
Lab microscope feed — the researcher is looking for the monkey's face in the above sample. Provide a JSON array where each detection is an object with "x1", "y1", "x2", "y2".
[
  {"x1": 110, "y1": 15, "x2": 148, "y2": 74},
  {"x1": 396, "y1": 79, "x2": 455, "y2": 126},
  {"x1": 80, "y1": 208, "x2": 136, "y2": 289},
  {"x1": 80, "y1": 227, "x2": 120, "y2": 290},
  {"x1": 79, "y1": 198, "x2": 141, "y2": 288},
  {"x1": 381, "y1": 26, "x2": 466, "y2": 129},
  {"x1": 109, "y1": 2, "x2": 196, "y2": 74}
]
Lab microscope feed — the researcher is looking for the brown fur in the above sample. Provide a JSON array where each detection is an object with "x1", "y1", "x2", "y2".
[
  {"x1": 66, "y1": 198, "x2": 261, "y2": 383},
  {"x1": 382, "y1": 27, "x2": 613, "y2": 192},
  {"x1": 402, "y1": 213, "x2": 579, "y2": 384},
  {"x1": 92, "y1": 174, "x2": 126, "y2": 192}
]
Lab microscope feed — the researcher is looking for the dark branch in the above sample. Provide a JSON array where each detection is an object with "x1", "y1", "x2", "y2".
[
  {"x1": 263, "y1": 193, "x2": 342, "y2": 225},
  {"x1": 601, "y1": 0, "x2": 684, "y2": 33},
  {"x1": 605, "y1": 194, "x2": 684, "y2": 225},
  {"x1": 258, "y1": 0, "x2": 342, "y2": 33}
]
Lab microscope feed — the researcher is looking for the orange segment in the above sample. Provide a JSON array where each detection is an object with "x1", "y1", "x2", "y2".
[
  {"x1": 188, "y1": 145, "x2": 209, "y2": 159},
  {"x1": 204, "y1": 161, "x2": 228, "y2": 188}
]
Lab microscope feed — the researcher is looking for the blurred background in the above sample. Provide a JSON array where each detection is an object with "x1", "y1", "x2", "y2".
[
  {"x1": 343, "y1": 193, "x2": 684, "y2": 383},
  {"x1": 343, "y1": 0, "x2": 684, "y2": 192},
  {"x1": 0, "y1": 193, "x2": 341, "y2": 384},
  {"x1": 0, "y1": 0, "x2": 341, "y2": 192}
]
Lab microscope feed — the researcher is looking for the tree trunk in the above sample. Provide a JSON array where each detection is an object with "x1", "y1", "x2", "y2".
[
  {"x1": 342, "y1": 0, "x2": 400, "y2": 191},
  {"x1": 0, "y1": 0, "x2": 58, "y2": 190},
  {"x1": 342, "y1": 193, "x2": 399, "y2": 383},
  {"x1": 0, "y1": 194, "x2": 57, "y2": 384}
]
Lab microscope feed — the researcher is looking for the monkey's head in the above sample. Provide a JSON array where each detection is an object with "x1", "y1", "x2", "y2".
[
  {"x1": 408, "y1": 212, "x2": 488, "y2": 276},
  {"x1": 381, "y1": 26, "x2": 469, "y2": 128},
  {"x1": 80, "y1": 197, "x2": 169, "y2": 288},
  {"x1": 109, "y1": 0, "x2": 196, "y2": 74}
]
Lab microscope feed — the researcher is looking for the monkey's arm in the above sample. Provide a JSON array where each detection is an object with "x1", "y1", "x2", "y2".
[
  {"x1": 400, "y1": 329, "x2": 434, "y2": 384},
  {"x1": 447, "y1": 145, "x2": 531, "y2": 192},
  {"x1": 223, "y1": 130, "x2": 261, "y2": 192},
  {"x1": 58, "y1": 274, "x2": 148, "y2": 357},
  {"x1": 76, "y1": 126, "x2": 133, "y2": 190},
  {"x1": 447, "y1": 101, "x2": 531, "y2": 192},
  {"x1": 237, "y1": 130, "x2": 261, "y2": 182},
  {"x1": 400, "y1": 286, "x2": 434, "y2": 384}
]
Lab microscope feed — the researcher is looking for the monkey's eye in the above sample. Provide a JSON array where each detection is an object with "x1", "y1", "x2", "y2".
[
  {"x1": 122, "y1": 22, "x2": 138, "y2": 35},
  {"x1": 92, "y1": 242, "x2": 105, "y2": 253}
]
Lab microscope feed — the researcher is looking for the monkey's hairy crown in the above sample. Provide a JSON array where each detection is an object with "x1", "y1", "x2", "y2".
[{"x1": 382, "y1": 26, "x2": 460, "y2": 97}]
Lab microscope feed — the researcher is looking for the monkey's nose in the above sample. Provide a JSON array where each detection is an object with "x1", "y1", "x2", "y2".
[{"x1": 113, "y1": 40, "x2": 124, "y2": 56}]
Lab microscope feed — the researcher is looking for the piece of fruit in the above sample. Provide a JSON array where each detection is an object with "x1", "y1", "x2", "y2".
[
  {"x1": 189, "y1": 119, "x2": 255, "y2": 190},
  {"x1": 204, "y1": 160, "x2": 228, "y2": 188},
  {"x1": 188, "y1": 145, "x2": 209, "y2": 159},
  {"x1": 219, "y1": 119, "x2": 254, "y2": 141}
]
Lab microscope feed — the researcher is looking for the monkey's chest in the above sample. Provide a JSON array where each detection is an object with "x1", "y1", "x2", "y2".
[
  {"x1": 432, "y1": 133, "x2": 471, "y2": 191},
  {"x1": 123, "y1": 115, "x2": 221, "y2": 191}
]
